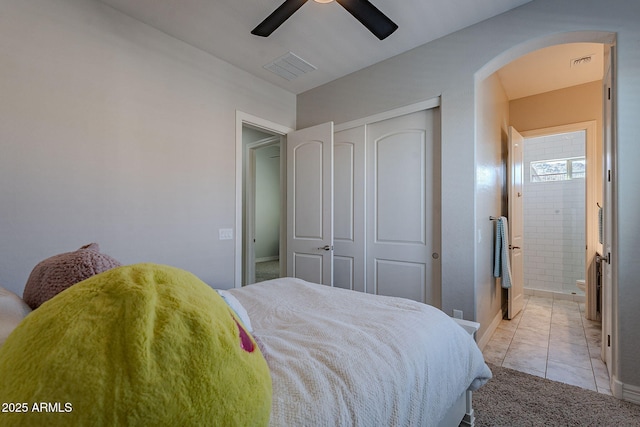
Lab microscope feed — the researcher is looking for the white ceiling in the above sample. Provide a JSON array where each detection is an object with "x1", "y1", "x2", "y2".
[{"x1": 98, "y1": 0, "x2": 535, "y2": 94}]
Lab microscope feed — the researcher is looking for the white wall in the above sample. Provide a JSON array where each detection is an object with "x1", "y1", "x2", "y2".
[
  {"x1": 475, "y1": 72, "x2": 509, "y2": 343},
  {"x1": 0, "y1": 0, "x2": 295, "y2": 293},
  {"x1": 297, "y1": 0, "x2": 640, "y2": 396}
]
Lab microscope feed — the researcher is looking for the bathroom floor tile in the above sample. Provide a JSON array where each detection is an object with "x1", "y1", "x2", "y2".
[
  {"x1": 519, "y1": 314, "x2": 551, "y2": 328},
  {"x1": 546, "y1": 359, "x2": 597, "y2": 391},
  {"x1": 502, "y1": 355, "x2": 547, "y2": 377},
  {"x1": 548, "y1": 345, "x2": 591, "y2": 370},
  {"x1": 483, "y1": 295, "x2": 610, "y2": 395},
  {"x1": 549, "y1": 327, "x2": 587, "y2": 346},
  {"x1": 493, "y1": 323, "x2": 518, "y2": 338},
  {"x1": 511, "y1": 328, "x2": 549, "y2": 348},
  {"x1": 482, "y1": 344, "x2": 508, "y2": 365},
  {"x1": 551, "y1": 314, "x2": 583, "y2": 327}
]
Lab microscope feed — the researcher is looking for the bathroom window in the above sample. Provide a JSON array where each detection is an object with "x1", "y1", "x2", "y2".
[{"x1": 530, "y1": 157, "x2": 585, "y2": 182}]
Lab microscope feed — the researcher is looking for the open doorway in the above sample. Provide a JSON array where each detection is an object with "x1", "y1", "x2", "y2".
[
  {"x1": 244, "y1": 130, "x2": 283, "y2": 284},
  {"x1": 500, "y1": 44, "x2": 605, "y2": 315},
  {"x1": 520, "y1": 126, "x2": 596, "y2": 306},
  {"x1": 237, "y1": 115, "x2": 291, "y2": 286},
  {"x1": 480, "y1": 38, "x2": 615, "y2": 392}
]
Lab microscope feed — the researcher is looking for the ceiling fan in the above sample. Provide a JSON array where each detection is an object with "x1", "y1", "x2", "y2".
[{"x1": 251, "y1": 0, "x2": 398, "y2": 40}]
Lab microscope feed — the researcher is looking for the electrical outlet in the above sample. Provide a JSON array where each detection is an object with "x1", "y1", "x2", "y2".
[
  {"x1": 219, "y1": 228, "x2": 233, "y2": 240},
  {"x1": 453, "y1": 309, "x2": 463, "y2": 319}
]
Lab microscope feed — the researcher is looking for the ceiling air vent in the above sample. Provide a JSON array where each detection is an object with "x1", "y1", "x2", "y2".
[
  {"x1": 264, "y1": 52, "x2": 316, "y2": 81},
  {"x1": 570, "y1": 54, "x2": 595, "y2": 68}
]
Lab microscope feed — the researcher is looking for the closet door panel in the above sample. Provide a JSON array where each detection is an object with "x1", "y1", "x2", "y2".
[
  {"x1": 366, "y1": 109, "x2": 441, "y2": 306},
  {"x1": 333, "y1": 126, "x2": 365, "y2": 291}
]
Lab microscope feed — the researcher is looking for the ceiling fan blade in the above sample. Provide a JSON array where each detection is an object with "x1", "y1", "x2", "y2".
[
  {"x1": 335, "y1": 0, "x2": 397, "y2": 40},
  {"x1": 251, "y1": 0, "x2": 309, "y2": 37}
]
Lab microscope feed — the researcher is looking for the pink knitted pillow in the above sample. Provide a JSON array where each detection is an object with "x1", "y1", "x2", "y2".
[{"x1": 23, "y1": 243, "x2": 122, "y2": 309}]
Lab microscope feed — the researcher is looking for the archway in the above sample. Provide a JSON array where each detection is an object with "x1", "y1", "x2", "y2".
[{"x1": 475, "y1": 30, "x2": 617, "y2": 392}]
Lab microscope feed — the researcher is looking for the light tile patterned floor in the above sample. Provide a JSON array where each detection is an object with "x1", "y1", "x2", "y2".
[{"x1": 483, "y1": 295, "x2": 611, "y2": 395}]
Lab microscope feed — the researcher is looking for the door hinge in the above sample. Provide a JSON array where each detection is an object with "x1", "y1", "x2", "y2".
[
  {"x1": 607, "y1": 252, "x2": 611, "y2": 264},
  {"x1": 608, "y1": 334, "x2": 611, "y2": 347},
  {"x1": 608, "y1": 87, "x2": 611, "y2": 100},
  {"x1": 608, "y1": 169, "x2": 611, "y2": 182}
]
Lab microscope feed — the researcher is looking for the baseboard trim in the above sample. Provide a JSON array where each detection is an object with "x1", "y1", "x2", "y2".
[
  {"x1": 611, "y1": 375, "x2": 640, "y2": 404},
  {"x1": 477, "y1": 310, "x2": 503, "y2": 351},
  {"x1": 256, "y1": 256, "x2": 279, "y2": 263}
]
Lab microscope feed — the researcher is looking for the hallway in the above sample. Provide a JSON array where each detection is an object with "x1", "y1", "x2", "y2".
[{"x1": 483, "y1": 294, "x2": 610, "y2": 394}]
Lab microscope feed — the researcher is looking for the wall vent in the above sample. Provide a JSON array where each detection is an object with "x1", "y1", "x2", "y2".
[
  {"x1": 570, "y1": 54, "x2": 595, "y2": 68},
  {"x1": 264, "y1": 52, "x2": 316, "y2": 81}
]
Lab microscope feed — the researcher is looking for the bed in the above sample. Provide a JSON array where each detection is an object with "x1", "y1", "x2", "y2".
[
  {"x1": 1, "y1": 260, "x2": 491, "y2": 426},
  {"x1": 226, "y1": 277, "x2": 492, "y2": 427}
]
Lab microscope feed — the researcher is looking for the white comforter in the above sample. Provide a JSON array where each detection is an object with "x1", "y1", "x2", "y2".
[{"x1": 229, "y1": 278, "x2": 492, "y2": 426}]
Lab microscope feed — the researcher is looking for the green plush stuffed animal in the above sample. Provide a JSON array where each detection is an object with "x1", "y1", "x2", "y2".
[{"x1": 0, "y1": 263, "x2": 271, "y2": 426}]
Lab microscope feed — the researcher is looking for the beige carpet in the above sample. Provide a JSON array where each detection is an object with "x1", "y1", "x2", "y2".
[
  {"x1": 474, "y1": 364, "x2": 640, "y2": 426},
  {"x1": 255, "y1": 260, "x2": 280, "y2": 283}
]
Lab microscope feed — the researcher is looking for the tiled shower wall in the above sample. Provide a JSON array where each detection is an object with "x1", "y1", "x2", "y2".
[{"x1": 523, "y1": 131, "x2": 585, "y2": 295}]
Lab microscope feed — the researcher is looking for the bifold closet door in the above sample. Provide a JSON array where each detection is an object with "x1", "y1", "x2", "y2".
[
  {"x1": 333, "y1": 126, "x2": 365, "y2": 292},
  {"x1": 366, "y1": 109, "x2": 441, "y2": 305}
]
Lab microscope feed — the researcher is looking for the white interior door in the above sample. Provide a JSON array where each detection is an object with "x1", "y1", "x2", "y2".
[
  {"x1": 333, "y1": 126, "x2": 365, "y2": 292},
  {"x1": 508, "y1": 126, "x2": 525, "y2": 319},
  {"x1": 365, "y1": 110, "x2": 440, "y2": 305},
  {"x1": 286, "y1": 122, "x2": 334, "y2": 285}
]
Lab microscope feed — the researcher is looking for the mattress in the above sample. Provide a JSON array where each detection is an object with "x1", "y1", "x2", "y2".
[{"x1": 228, "y1": 277, "x2": 492, "y2": 426}]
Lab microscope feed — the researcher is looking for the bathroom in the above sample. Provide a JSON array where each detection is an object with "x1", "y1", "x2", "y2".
[{"x1": 522, "y1": 128, "x2": 600, "y2": 312}]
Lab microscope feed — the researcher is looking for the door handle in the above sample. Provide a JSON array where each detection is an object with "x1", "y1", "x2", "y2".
[
  {"x1": 318, "y1": 245, "x2": 333, "y2": 251},
  {"x1": 509, "y1": 246, "x2": 521, "y2": 250}
]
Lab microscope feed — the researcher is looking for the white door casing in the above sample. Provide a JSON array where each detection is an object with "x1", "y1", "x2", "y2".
[
  {"x1": 602, "y1": 45, "x2": 615, "y2": 378},
  {"x1": 508, "y1": 126, "x2": 524, "y2": 320},
  {"x1": 365, "y1": 110, "x2": 440, "y2": 305},
  {"x1": 286, "y1": 122, "x2": 334, "y2": 285},
  {"x1": 236, "y1": 111, "x2": 293, "y2": 288}
]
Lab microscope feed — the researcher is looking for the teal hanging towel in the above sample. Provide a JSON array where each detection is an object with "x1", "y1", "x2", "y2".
[{"x1": 493, "y1": 216, "x2": 512, "y2": 289}]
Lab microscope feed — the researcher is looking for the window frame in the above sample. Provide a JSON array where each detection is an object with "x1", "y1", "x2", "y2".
[{"x1": 530, "y1": 156, "x2": 586, "y2": 183}]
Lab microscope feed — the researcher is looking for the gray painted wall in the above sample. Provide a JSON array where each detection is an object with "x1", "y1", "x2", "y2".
[
  {"x1": 297, "y1": 0, "x2": 640, "y2": 396},
  {"x1": 0, "y1": 0, "x2": 295, "y2": 292}
]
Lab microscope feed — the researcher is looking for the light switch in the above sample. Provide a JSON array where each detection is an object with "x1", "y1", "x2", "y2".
[{"x1": 219, "y1": 228, "x2": 233, "y2": 240}]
